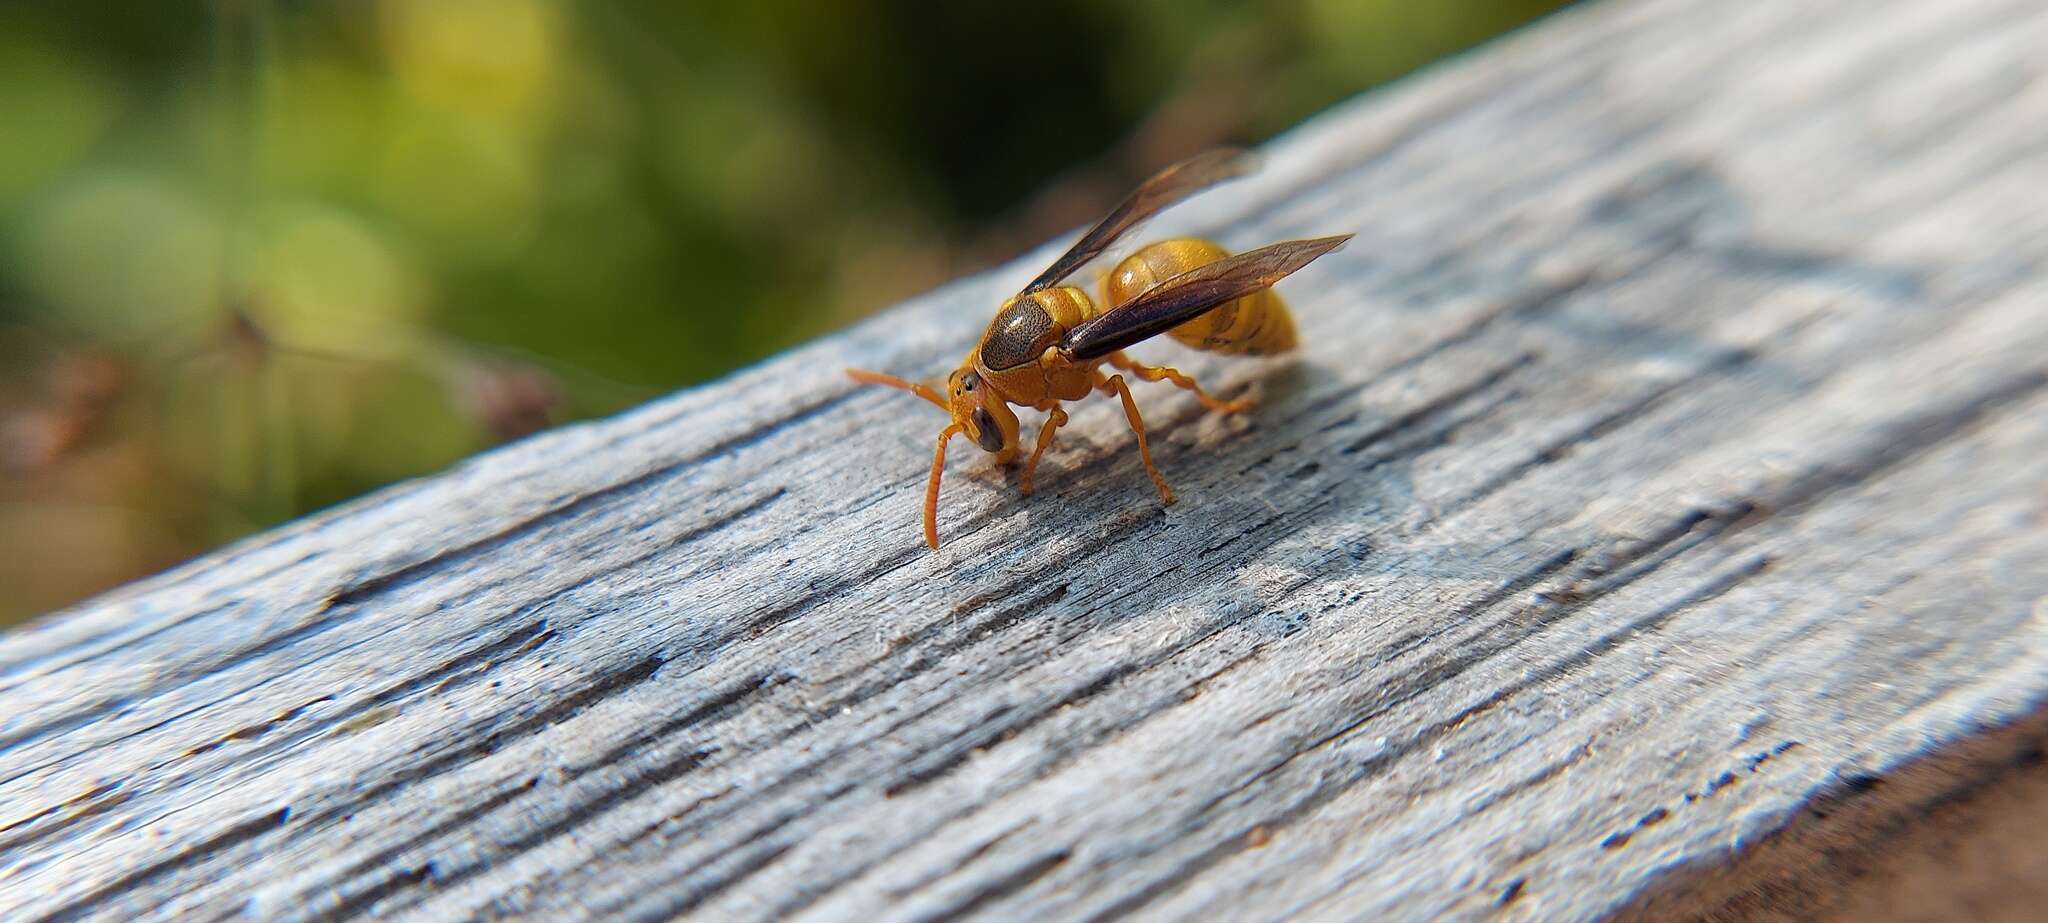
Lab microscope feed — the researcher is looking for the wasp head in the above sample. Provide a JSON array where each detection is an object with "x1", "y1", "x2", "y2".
[{"x1": 945, "y1": 368, "x2": 1019, "y2": 459}]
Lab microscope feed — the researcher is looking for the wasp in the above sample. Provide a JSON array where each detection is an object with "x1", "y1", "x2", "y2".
[{"x1": 848, "y1": 149, "x2": 1351, "y2": 550}]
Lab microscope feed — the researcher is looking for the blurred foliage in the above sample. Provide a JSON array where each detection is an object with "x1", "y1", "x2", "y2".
[{"x1": 0, "y1": 0, "x2": 1573, "y2": 626}]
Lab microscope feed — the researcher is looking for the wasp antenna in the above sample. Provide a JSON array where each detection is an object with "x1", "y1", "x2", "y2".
[
  {"x1": 847, "y1": 368, "x2": 949, "y2": 411},
  {"x1": 925, "y1": 422, "x2": 963, "y2": 550}
]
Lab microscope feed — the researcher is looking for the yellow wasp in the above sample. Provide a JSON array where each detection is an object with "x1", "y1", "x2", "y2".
[{"x1": 849, "y1": 149, "x2": 1350, "y2": 550}]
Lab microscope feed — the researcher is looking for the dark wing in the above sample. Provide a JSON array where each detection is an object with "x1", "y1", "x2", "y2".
[
  {"x1": 1020, "y1": 148, "x2": 1257, "y2": 294},
  {"x1": 1059, "y1": 234, "x2": 1352, "y2": 361}
]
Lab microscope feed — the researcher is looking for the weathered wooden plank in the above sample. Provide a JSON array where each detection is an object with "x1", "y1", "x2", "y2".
[{"x1": 4, "y1": 0, "x2": 2048, "y2": 919}]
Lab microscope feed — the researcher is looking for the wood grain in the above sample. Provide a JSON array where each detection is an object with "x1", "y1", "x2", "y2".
[{"x1": 4, "y1": 0, "x2": 2048, "y2": 919}]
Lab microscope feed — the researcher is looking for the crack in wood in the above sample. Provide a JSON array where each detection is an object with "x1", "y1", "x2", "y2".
[
  {"x1": 28, "y1": 807, "x2": 288, "y2": 923},
  {"x1": 905, "y1": 849, "x2": 1073, "y2": 923},
  {"x1": 1099, "y1": 555, "x2": 1775, "y2": 919},
  {"x1": 0, "y1": 488, "x2": 785, "y2": 792}
]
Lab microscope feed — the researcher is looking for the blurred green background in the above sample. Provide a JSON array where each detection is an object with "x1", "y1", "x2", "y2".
[{"x1": 0, "y1": 0, "x2": 1573, "y2": 627}]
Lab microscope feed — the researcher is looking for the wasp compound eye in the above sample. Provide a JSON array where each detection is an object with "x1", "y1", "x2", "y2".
[{"x1": 971, "y1": 408, "x2": 1003, "y2": 451}]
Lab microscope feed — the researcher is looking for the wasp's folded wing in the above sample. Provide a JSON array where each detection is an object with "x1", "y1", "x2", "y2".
[
  {"x1": 1021, "y1": 149, "x2": 1256, "y2": 295},
  {"x1": 1059, "y1": 234, "x2": 1352, "y2": 361}
]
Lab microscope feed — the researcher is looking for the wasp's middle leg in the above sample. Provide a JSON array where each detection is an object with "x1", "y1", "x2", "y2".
[
  {"x1": 1104, "y1": 351, "x2": 1252, "y2": 413},
  {"x1": 1093, "y1": 371, "x2": 1176, "y2": 504}
]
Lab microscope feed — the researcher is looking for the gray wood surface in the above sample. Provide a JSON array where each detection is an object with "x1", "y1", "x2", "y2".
[{"x1": 5, "y1": 0, "x2": 2048, "y2": 919}]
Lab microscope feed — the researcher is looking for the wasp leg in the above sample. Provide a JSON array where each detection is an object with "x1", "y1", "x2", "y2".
[
  {"x1": 1094, "y1": 371, "x2": 1176, "y2": 504},
  {"x1": 1104, "y1": 351, "x2": 1252, "y2": 413},
  {"x1": 1019, "y1": 405, "x2": 1068, "y2": 497}
]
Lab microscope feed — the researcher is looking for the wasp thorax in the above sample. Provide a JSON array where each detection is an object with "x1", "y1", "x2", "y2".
[{"x1": 979, "y1": 296, "x2": 1057, "y2": 370}]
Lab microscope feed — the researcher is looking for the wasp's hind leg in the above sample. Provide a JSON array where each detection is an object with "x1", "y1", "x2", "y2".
[
  {"x1": 1104, "y1": 351, "x2": 1252, "y2": 413},
  {"x1": 1094, "y1": 371, "x2": 1176, "y2": 505}
]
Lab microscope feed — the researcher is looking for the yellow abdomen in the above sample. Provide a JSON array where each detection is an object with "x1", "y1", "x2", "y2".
[{"x1": 1102, "y1": 238, "x2": 1299, "y2": 356}]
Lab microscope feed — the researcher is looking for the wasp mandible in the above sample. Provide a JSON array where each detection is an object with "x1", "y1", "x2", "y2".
[{"x1": 848, "y1": 149, "x2": 1351, "y2": 550}]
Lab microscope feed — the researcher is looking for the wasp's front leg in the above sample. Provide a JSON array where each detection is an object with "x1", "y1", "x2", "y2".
[{"x1": 1019, "y1": 405, "x2": 1067, "y2": 497}]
